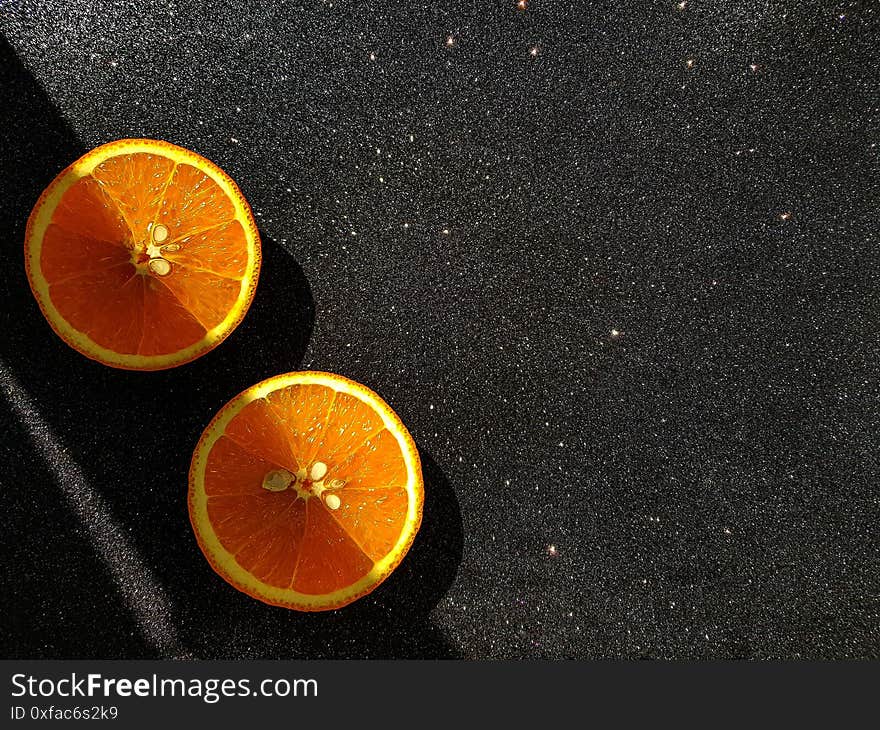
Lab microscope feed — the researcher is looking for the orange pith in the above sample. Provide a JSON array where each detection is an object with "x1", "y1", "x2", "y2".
[
  {"x1": 24, "y1": 139, "x2": 261, "y2": 370},
  {"x1": 189, "y1": 372, "x2": 424, "y2": 611}
]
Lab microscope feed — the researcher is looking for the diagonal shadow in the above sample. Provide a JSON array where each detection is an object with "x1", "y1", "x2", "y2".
[
  {"x1": 0, "y1": 34, "x2": 462, "y2": 658},
  {"x1": 0, "y1": 35, "x2": 149, "y2": 658},
  {"x1": 0, "y1": 360, "x2": 189, "y2": 659}
]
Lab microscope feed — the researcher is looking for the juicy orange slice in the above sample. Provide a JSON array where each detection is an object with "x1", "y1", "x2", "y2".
[
  {"x1": 25, "y1": 139, "x2": 260, "y2": 370},
  {"x1": 188, "y1": 371, "x2": 424, "y2": 610}
]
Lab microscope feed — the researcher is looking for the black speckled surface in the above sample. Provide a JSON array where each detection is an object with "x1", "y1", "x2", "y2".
[{"x1": 1, "y1": 1, "x2": 878, "y2": 659}]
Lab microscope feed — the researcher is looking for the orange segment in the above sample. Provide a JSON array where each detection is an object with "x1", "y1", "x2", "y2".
[
  {"x1": 40, "y1": 223, "x2": 130, "y2": 282},
  {"x1": 153, "y1": 264, "x2": 243, "y2": 331},
  {"x1": 330, "y1": 486, "x2": 410, "y2": 562},
  {"x1": 163, "y1": 220, "x2": 250, "y2": 279},
  {"x1": 236, "y1": 500, "x2": 307, "y2": 590},
  {"x1": 91, "y1": 152, "x2": 176, "y2": 242},
  {"x1": 223, "y1": 399, "x2": 302, "y2": 475},
  {"x1": 315, "y1": 391, "x2": 386, "y2": 465},
  {"x1": 189, "y1": 371, "x2": 424, "y2": 611},
  {"x1": 266, "y1": 383, "x2": 338, "y2": 467},
  {"x1": 157, "y1": 163, "x2": 237, "y2": 241},
  {"x1": 48, "y1": 263, "x2": 144, "y2": 355},
  {"x1": 50, "y1": 176, "x2": 130, "y2": 245},
  {"x1": 25, "y1": 139, "x2": 260, "y2": 370},
  {"x1": 207, "y1": 493, "x2": 295, "y2": 556},
  {"x1": 330, "y1": 428, "x2": 410, "y2": 490},
  {"x1": 204, "y1": 436, "x2": 286, "y2": 498},
  {"x1": 292, "y1": 501, "x2": 374, "y2": 594},
  {"x1": 138, "y1": 278, "x2": 207, "y2": 356}
]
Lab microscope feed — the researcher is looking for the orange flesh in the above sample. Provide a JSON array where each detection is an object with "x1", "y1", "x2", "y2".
[
  {"x1": 203, "y1": 383, "x2": 411, "y2": 595},
  {"x1": 39, "y1": 152, "x2": 251, "y2": 357}
]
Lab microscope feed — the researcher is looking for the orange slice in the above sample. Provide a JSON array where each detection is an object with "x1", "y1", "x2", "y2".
[
  {"x1": 188, "y1": 371, "x2": 424, "y2": 610},
  {"x1": 25, "y1": 139, "x2": 260, "y2": 370}
]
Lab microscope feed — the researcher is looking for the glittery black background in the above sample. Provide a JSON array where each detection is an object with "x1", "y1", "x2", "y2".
[{"x1": 1, "y1": 1, "x2": 877, "y2": 659}]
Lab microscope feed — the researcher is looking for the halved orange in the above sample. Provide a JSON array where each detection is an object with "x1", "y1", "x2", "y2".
[
  {"x1": 25, "y1": 139, "x2": 260, "y2": 370},
  {"x1": 189, "y1": 371, "x2": 424, "y2": 610}
]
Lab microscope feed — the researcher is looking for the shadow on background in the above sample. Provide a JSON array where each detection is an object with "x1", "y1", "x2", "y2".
[
  {"x1": 0, "y1": 35, "x2": 462, "y2": 659},
  {"x1": 0, "y1": 34, "x2": 140, "y2": 658}
]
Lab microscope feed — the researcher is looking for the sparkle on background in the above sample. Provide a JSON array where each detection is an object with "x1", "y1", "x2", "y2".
[{"x1": 0, "y1": 0, "x2": 876, "y2": 661}]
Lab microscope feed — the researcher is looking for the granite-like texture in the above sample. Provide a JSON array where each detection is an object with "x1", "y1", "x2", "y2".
[{"x1": 1, "y1": 1, "x2": 877, "y2": 659}]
